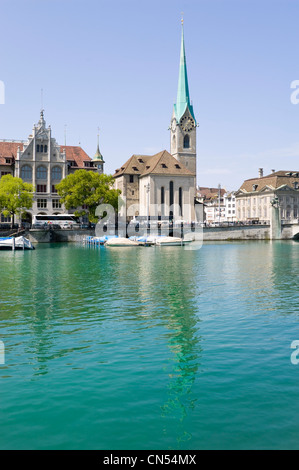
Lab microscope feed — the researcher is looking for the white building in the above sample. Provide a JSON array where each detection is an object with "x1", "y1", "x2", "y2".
[
  {"x1": 114, "y1": 22, "x2": 198, "y2": 224},
  {"x1": 235, "y1": 169, "x2": 299, "y2": 223}
]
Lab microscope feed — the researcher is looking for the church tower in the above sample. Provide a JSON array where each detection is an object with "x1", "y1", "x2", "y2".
[
  {"x1": 92, "y1": 129, "x2": 105, "y2": 174},
  {"x1": 170, "y1": 20, "x2": 197, "y2": 179}
]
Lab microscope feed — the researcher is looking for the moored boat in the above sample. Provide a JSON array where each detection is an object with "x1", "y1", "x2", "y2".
[
  {"x1": 0, "y1": 236, "x2": 35, "y2": 250},
  {"x1": 105, "y1": 237, "x2": 139, "y2": 247},
  {"x1": 155, "y1": 236, "x2": 183, "y2": 246}
]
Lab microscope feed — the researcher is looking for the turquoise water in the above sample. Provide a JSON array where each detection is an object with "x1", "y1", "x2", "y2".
[{"x1": 1, "y1": 241, "x2": 299, "y2": 449}]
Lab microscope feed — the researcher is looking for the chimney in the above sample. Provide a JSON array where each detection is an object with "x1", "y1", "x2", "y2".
[
  {"x1": 271, "y1": 169, "x2": 275, "y2": 174},
  {"x1": 259, "y1": 168, "x2": 263, "y2": 178}
]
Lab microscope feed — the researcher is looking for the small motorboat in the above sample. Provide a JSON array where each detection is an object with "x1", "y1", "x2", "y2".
[
  {"x1": 0, "y1": 236, "x2": 35, "y2": 250},
  {"x1": 155, "y1": 236, "x2": 183, "y2": 246},
  {"x1": 105, "y1": 237, "x2": 139, "y2": 247}
]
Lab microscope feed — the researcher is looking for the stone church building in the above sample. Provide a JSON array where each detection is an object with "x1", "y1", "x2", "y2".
[{"x1": 113, "y1": 22, "x2": 198, "y2": 223}]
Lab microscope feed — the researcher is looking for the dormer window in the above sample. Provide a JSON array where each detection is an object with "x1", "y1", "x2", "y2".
[
  {"x1": 175, "y1": 164, "x2": 181, "y2": 169},
  {"x1": 5, "y1": 158, "x2": 11, "y2": 164},
  {"x1": 161, "y1": 163, "x2": 167, "y2": 169},
  {"x1": 294, "y1": 182, "x2": 299, "y2": 190},
  {"x1": 132, "y1": 166, "x2": 139, "y2": 171},
  {"x1": 252, "y1": 184, "x2": 258, "y2": 191},
  {"x1": 138, "y1": 158, "x2": 144, "y2": 163}
]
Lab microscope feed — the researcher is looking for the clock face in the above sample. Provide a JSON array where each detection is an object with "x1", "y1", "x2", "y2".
[
  {"x1": 180, "y1": 116, "x2": 194, "y2": 132},
  {"x1": 171, "y1": 119, "x2": 177, "y2": 132}
]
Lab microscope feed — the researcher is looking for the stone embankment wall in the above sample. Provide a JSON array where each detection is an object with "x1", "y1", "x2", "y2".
[
  {"x1": 28, "y1": 229, "x2": 95, "y2": 243},
  {"x1": 202, "y1": 225, "x2": 271, "y2": 241},
  {"x1": 26, "y1": 224, "x2": 299, "y2": 243}
]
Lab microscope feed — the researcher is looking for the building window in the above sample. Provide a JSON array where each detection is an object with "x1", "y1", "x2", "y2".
[
  {"x1": 52, "y1": 199, "x2": 62, "y2": 209},
  {"x1": 1, "y1": 213, "x2": 11, "y2": 223},
  {"x1": 37, "y1": 185, "x2": 47, "y2": 193},
  {"x1": 132, "y1": 190, "x2": 135, "y2": 196},
  {"x1": 179, "y1": 187, "x2": 183, "y2": 216},
  {"x1": 169, "y1": 181, "x2": 174, "y2": 208},
  {"x1": 183, "y1": 134, "x2": 190, "y2": 148},
  {"x1": 51, "y1": 166, "x2": 62, "y2": 180},
  {"x1": 1, "y1": 171, "x2": 11, "y2": 176},
  {"x1": 130, "y1": 175, "x2": 134, "y2": 183},
  {"x1": 161, "y1": 186, "x2": 165, "y2": 205},
  {"x1": 52, "y1": 185, "x2": 58, "y2": 193},
  {"x1": 5, "y1": 158, "x2": 11, "y2": 164},
  {"x1": 36, "y1": 166, "x2": 47, "y2": 180},
  {"x1": 37, "y1": 199, "x2": 47, "y2": 208},
  {"x1": 44, "y1": 145, "x2": 48, "y2": 153},
  {"x1": 21, "y1": 165, "x2": 32, "y2": 180}
]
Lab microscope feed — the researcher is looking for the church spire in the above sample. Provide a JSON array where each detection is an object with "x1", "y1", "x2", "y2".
[
  {"x1": 174, "y1": 20, "x2": 196, "y2": 123},
  {"x1": 92, "y1": 128, "x2": 105, "y2": 174}
]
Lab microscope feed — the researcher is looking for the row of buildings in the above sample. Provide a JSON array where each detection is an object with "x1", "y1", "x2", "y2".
[{"x1": 1, "y1": 22, "x2": 299, "y2": 227}]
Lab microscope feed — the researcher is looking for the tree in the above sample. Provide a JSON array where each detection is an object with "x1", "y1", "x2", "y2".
[
  {"x1": 0, "y1": 175, "x2": 34, "y2": 227},
  {"x1": 55, "y1": 170, "x2": 122, "y2": 223}
]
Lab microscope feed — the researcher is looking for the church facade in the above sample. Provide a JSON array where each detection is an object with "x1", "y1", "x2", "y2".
[{"x1": 113, "y1": 22, "x2": 198, "y2": 223}]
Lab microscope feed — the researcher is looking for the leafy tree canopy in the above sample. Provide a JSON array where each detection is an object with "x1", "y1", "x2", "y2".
[
  {"x1": 55, "y1": 170, "x2": 121, "y2": 222},
  {"x1": 0, "y1": 174, "x2": 34, "y2": 221}
]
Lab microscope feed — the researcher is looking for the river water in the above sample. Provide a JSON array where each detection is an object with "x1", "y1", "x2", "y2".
[{"x1": 0, "y1": 240, "x2": 299, "y2": 449}]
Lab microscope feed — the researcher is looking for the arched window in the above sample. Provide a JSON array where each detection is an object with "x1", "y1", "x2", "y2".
[
  {"x1": 161, "y1": 186, "x2": 165, "y2": 216},
  {"x1": 51, "y1": 166, "x2": 62, "y2": 180},
  {"x1": 169, "y1": 181, "x2": 174, "y2": 216},
  {"x1": 183, "y1": 134, "x2": 190, "y2": 149},
  {"x1": 36, "y1": 166, "x2": 47, "y2": 180},
  {"x1": 179, "y1": 187, "x2": 183, "y2": 216},
  {"x1": 161, "y1": 186, "x2": 165, "y2": 205},
  {"x1": 21, "y1": 165, "x2": 32, "y2": 181}
]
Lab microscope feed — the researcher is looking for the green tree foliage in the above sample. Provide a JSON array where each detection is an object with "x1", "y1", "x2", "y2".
[
  {"x1": 0, "y1": 175, "x2": 34, "y2": 225},
  {"x1": 55, "y1": 170, "x2": 121, "y2": 222}
]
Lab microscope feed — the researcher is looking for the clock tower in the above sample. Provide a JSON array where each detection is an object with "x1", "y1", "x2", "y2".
[{"x1": 170, "y1": 20, "x2": 197, "y2": 179}]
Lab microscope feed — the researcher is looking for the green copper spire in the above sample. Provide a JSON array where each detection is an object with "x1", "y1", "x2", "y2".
[
  {"x1": 92, "y1": 129, "x2": 104, "y2": 162},
  {"x1": 174, "y1": 21, "x2": 196, "y2": 123}
]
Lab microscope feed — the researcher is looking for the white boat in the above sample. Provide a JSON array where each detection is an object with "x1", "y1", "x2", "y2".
[
  {"x1": 105, "y1": 237, "x2": 139, "y2": 247},
  {"x1": 155, "y1": 236, "x2": 183, "y2": 246},
  {"x1": 0, "y1": 236, "x2": 35, "y2": 250}
]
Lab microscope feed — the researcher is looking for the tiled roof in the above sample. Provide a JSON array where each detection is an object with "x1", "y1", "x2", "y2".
[
  {"x1": 239, "y1": 170, "x2": 299, "y2": 193},
  {"x1": 0, "y1": 141, "x2": 24, "y2": 165},
  {"x1": 60, "y1": 145, "x2": 94, "y2": 169},
  {"x1": 197, "y1": 186, "x2": 226, "y2": 200},
  {"x1": 113, "y1": 150, "x2": 193, "y2": 178},
  {"x1": 0, "y1": 141, "x2": 93, "y2": 169}
]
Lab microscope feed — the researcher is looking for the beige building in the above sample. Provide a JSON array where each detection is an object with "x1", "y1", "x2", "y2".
[
  {"x1": 114, "y1": 150, "x2": 195, "y2": 222},
  {"x1": 235, "y1": 169, "x2": 299, "y2": 223},
  {"x1": 0, "y1": 110, "x2": 101, "y2": 224}
]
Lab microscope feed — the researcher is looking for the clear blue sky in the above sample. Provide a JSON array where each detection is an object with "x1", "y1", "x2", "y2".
[{"x1": 0, "y1": 0, "x2": 299, "y2": 190}]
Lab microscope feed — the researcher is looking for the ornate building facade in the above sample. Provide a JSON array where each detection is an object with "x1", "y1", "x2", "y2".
[{"x1": 0, "y1": 110, "x2": 102, "y2": 223}]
